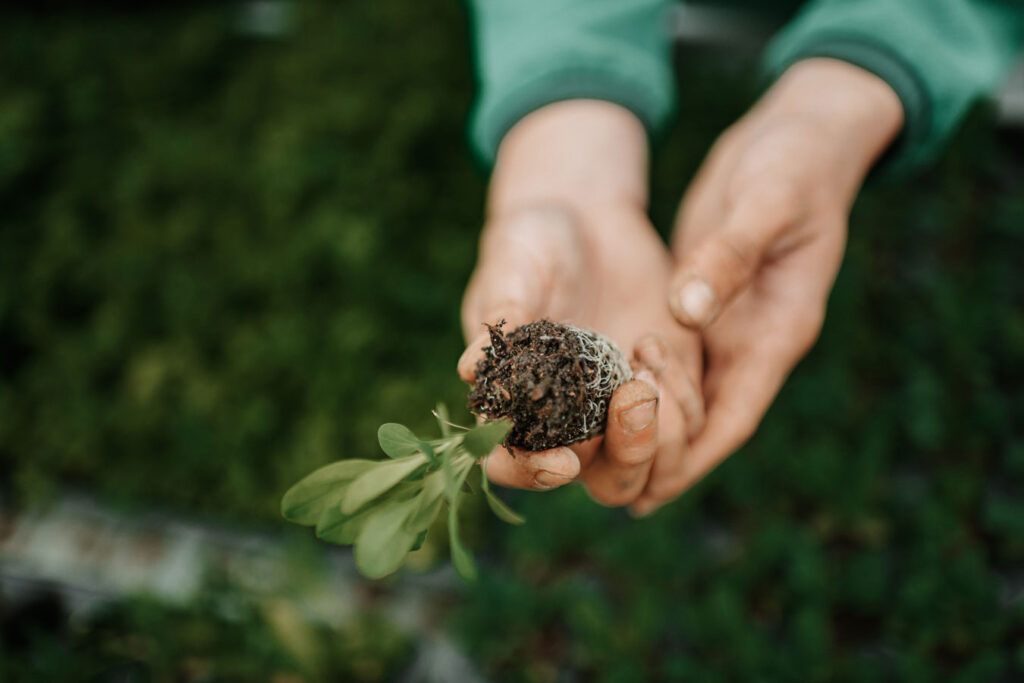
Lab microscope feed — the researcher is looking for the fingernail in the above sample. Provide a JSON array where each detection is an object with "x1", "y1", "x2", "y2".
[
  {"x1": 620, "y1": 398, "x2": 657, "y2": 432},
  {"x1": 534, "y1": 470, "x2": 573, "y2": 489},
  {"x1": 677, "y1": 279, "x2": 715, "y2": 327}
]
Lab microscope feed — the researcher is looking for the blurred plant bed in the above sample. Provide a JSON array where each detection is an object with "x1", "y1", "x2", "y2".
[
  {"x1": 1, "y1": 588, "x2": 413, "y2": 683},
  {"x1": 0, "y1": 494, "x2": 480, "y2": 682}
]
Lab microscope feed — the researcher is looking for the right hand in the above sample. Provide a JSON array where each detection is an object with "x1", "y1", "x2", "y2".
[
  {"x1": 458, "y1": 100, "x2": 704, "y2": 508},
  {"x1": 631, "y1": 59, "x2": 904, "y2": 516}
]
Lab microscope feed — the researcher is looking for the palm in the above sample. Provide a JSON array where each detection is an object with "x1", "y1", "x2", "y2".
[
  {"x1": 661, "y1": 58, "x2": 905, "y2": 502},
  {"x1": 460, "y1": 204, "x2": 702, "y2": 506}
]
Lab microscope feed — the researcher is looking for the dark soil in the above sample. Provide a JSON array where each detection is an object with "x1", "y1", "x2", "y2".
[{"x1": 467, "y1": 320, "x2": 628, "y2": 451}]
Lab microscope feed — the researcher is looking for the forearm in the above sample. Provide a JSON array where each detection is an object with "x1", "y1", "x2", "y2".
[{"x1": 487, "y1": 100, "x2": 650, "y2": 219}]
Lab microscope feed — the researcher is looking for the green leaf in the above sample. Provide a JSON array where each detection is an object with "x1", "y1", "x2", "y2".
[
  {"x1": 354, "y1": 495, "x2": 421, "y2": 579},
  {"x1": 481, "y1": 457, "x2": 525, "y2": 525},
  {"x1": 406, "y1": 471, "x2": 446, "y2": 533},
  {"x1": 319, "y1": 481, "x2": 421, "y2": 545},
  {"x1": 448, "y1": 481, "x2": 475, "y2": 581},
  {"x1": 281, "y1": 459, "x2": 377, "y2": 525},
  {"x1": 462, "y1": 419, "x2": 512, "y2": 458},
  {"x1": 377, "y1": 423, "x2": 422, "y2": 459},
  {"x1": 341, "y1": 454, "x2": 428, "y2": 515},
  {"x1": 419, "y1": 439, "x2": 436, "y2": 465},
  {"x1": 315, "y1": 505, "x2": 370, "y2": 545},
  {"x1": 443, "y1": 453, "x2": 474, "y2": 503},
  {"x1": 434, "y1": 403, "x2": 452, "y2": 437},
  {"x1": 447, "y1": 468, "x2": 477, "y2": 581},
  {"x1": 315, "y1": 504, "x2": 349, "y2": 541}
]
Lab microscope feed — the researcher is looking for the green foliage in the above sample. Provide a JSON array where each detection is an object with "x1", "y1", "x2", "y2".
[
  {"x1": 2, "y1": 1, "x2": 1023, "y2": 680},
  {"x1": 282, "y1": 410, "x2": 515, "y2": 579},
  {"x1": 339, "y1": 454, "x2": 428, "y2": 515},
  {"x1": 481, "y1": 457, "x2": 527, "y2": 525},
  {"x1": 463, "y1": 419, "x2": 512, "y2": 458},
  {"x1": 280, "y1": 458, "x2": 375, "y2": 524},
  {"x1": 377, "y1": 423, "x2": 423, "y2": 460}
]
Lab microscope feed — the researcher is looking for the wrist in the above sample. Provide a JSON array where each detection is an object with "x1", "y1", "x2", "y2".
[
  {"x1": 488, "y1": 100, "x2": 649, "y2": 219},
  {"x1": 759, "y1": 58, "x2": 904, "y2": 177}
]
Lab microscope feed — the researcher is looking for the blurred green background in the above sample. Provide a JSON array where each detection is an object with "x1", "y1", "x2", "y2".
[{"x1": 1, "y1": 1, "x2": 1023, "y2": 681}]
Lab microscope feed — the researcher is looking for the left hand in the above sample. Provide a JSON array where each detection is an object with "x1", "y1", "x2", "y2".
[
  {"x1": 457, "y1": 100, "x2": 704, "y2": 508},
  {"x1": 630, "y1": 58, "x2": 904, "y2": 516}
]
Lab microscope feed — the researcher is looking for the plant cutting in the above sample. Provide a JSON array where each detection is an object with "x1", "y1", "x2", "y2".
[{"x1": 281, "y1": 320, "x2": 632, "y2": 580}]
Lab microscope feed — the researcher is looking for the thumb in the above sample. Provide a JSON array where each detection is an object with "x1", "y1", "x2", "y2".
[
  {"x1": 459, "y1": 206, "x2": 586, "y2": 382},
  {"x1": 669, "y1": 187, "x2": 796, "y2": 328}
]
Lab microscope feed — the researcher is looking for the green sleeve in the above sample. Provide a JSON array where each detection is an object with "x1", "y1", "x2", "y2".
[
  {"x1": 764, "y1": 0, "x2": 1024, "y2": 176},
  {"x1": 467, "y1": 0, "x2": 676, "y2": 168}
]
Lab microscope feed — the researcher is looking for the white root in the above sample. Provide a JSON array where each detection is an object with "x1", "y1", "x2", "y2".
[
  {"x1": 567, "y1": 325, "x2": 633, "y2": 395},
  {"x1": 566, "y1": 325, "x2": 633, "y2": 440}
]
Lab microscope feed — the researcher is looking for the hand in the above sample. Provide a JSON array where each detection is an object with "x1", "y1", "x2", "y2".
[
  {"x1": 457, "y1": 100, "x2": 704, "y2": 507},
  {"x1": 632, "y1": 59, "x2": 904, "y2": 516}
]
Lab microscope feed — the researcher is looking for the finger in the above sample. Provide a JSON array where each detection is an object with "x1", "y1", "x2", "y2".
[
  {"x1": 629, "y1": 379, "x2": 688, "y2": 517},
  {"x1": 569, "y1": 436, "x2": 603, "y2": 472},
  {"x1": 632, "y1": 343, "x2": 792, "y2": 517},
  {"x1": 670, "y1": 185, "x2": 799, "y2": 328},
  {"x1": 483, "y1": 443, "x2": 581, "y2": 491},
  {"x1": 635, "y1": 334, "x2": 705, "y2": 437},
  {"x1": 692, "y1": 343, "x2": 793, "y2": 470},
  {"x1": 580, "y1": 378, "x2": 659, "y2": 506}
]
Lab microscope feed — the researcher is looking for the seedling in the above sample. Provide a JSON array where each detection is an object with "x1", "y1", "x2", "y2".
[
  {"x1": 282, "y1": 406, "x2": 519, "y2": 580},
  {"x1": 282, "y1": 320, "x2": 632, "y2": 580}
]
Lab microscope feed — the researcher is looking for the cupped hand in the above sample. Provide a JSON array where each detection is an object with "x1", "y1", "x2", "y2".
[
  {"x1": 458, "y1": 100, "x2": 704, "y2": 508},
  {"x1": 632, "y1": 59, "x2": 904, "y2": 515}
]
